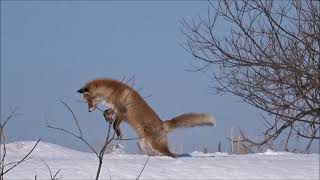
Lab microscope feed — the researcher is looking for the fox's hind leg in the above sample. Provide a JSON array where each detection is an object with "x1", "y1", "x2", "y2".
[
  {"x1": 139, "y1": 138, "x2": 156, "y2": 156},
  {"x1": 151, "y1": 138, "x2": 175, "y2": 158}
]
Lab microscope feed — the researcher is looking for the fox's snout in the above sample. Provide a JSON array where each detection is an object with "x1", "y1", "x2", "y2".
[
  {"x1": 89, "y1": 106, "x2": 96, "y2": 112},
  {"x1": 77, "y1": 89, "x2": 82, "y2": 93},
  {"x1": 77, "y1": 87, "x2": 88, "y2": 94},
  {"x1": 77, "y1": 87, "x2": 96, "y2": 112}
]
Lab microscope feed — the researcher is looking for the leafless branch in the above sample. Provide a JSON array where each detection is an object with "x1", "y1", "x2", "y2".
[
  {"x1": 40, "y1": 159, "x2": 62, "y2": 180},
  {"x1": 1, "y1": 139, "x2": 40, "y2": 177},
  {"x1": 1, "y1": 108, "x2": 41, "y2": 180},
  {"x1": 59, "y1": 99, "x2": 83, "y2": 137},
  {"x1": 136, "y1": 155, "x2": 150, "y2": 180},
  {"x1": 47, "y1": 101, "x2": 98, "y2": 157}
]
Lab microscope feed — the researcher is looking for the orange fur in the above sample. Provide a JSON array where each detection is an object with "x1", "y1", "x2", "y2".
[{"x1": 78, "y1": 78, "x2": 214, "y2": 157}]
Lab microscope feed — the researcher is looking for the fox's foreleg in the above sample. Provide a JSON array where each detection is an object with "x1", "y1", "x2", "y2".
[
  {"x1": 113, "y1": 116, "x2": 123, "y2": 139},
  {"x1": 103, "y1": 109, "x2": 124, "y2": 139}
]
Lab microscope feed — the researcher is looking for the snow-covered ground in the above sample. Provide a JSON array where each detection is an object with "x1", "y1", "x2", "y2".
[{"x1": 2, "y1": 141, "x2": 319, "y2": 179}]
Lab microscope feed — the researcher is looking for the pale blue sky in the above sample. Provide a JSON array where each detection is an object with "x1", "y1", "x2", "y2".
[{"x1": 1, "y1": 1, "x2": 317, "y2": 153}]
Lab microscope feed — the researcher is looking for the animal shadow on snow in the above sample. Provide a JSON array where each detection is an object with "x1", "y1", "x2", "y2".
[{"x1": 175, "y1": 153, "x2": 216, "y2": 158}]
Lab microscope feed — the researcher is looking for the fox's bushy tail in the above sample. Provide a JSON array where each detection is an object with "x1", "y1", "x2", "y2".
[{"x1": 163, "y1": 113, "x2": 215, "y2": 133}]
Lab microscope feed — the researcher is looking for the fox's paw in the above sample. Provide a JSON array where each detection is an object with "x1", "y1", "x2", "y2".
[
  {"x1": 103, "y1": 109, "x2": 114, "y2": 123},
  {"x1": 116, "y1": 134, "x2": 123, "y2": 140}
]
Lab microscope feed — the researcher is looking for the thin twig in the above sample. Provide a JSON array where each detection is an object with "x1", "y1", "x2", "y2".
[
  {"x1": 136, "y1": 156, "x2": 150, "y2": 180},
  {"x1": 59, "y1": 99, "x2": 82, "y2": 137},
  {"x1": 40, "y1": 159, "x2": 62, "y2": 180}
]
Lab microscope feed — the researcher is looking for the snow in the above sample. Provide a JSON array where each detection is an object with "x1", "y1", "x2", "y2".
[{"x1": 2, "y1": 141, "x2": 319, "y2": 179}]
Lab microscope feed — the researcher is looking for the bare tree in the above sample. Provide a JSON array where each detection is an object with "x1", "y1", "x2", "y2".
[
  {"x1": 0, "y1": 107, "x2": 41, "y2": 180},
  {"x1": 181, "y1": 0, "x2": 320, "y2": 152}
]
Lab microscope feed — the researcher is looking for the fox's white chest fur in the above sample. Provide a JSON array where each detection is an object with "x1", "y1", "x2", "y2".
[
  {"x1": 101, "y1": 99, "x2": 114, "y2": 109},
  {"x1": 102, "y1": 99, "x2": 120, "y2": 117}
]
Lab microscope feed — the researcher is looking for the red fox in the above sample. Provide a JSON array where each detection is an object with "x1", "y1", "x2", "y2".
[{"x1": 77, "y1": 78, "x2": 214, "y2": 157}]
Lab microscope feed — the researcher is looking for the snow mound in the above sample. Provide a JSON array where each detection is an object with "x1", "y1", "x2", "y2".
[
  {"x1": 262, "y1": 148, "x2": 292, "y2": 155},
  {"x1": 4, "y1": 141, "x2": 93, "y2": 160},
  {"x1": 110, "y1": 143, "x2": 126, "y2": 154},
  {"x1": 189, "y1": 151, "x2": 229, "y2": 157},
  {"x1": 2, "y1": 141, "x2": 319, "y2": 180}
]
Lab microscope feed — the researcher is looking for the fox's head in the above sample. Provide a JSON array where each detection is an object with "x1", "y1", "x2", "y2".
[
  {"x1": 77, "y1": 87, "x2": 99, "y2": 112},
  {"x1": 77, "y1": 78, "x2": 119, "y2": 112}
]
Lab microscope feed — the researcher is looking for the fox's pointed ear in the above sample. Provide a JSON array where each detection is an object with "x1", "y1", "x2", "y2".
[{"x1": 77, "y1": 87, "x2": 88, "y2": 94}]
